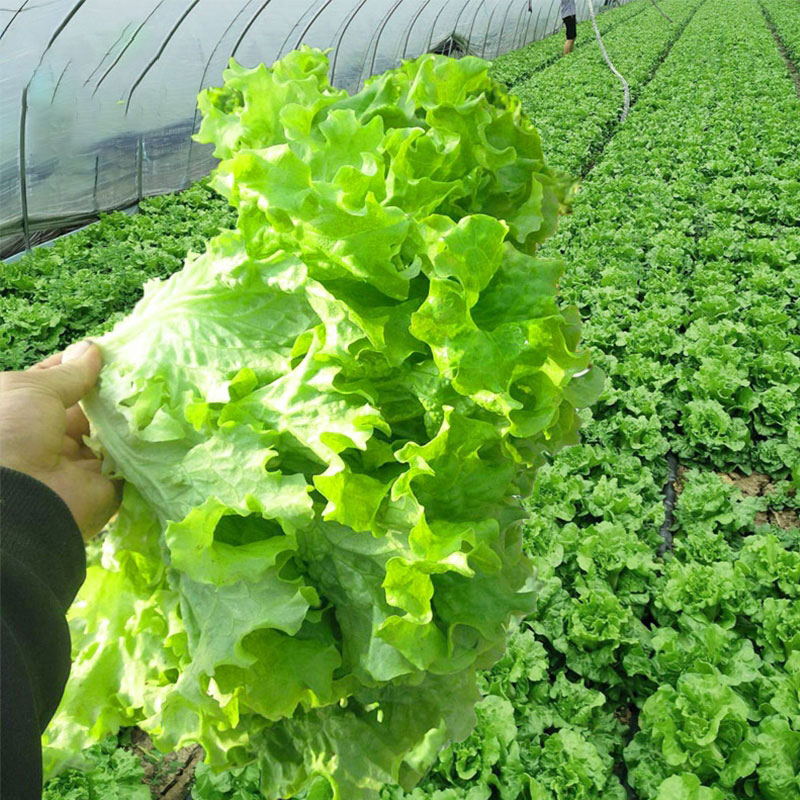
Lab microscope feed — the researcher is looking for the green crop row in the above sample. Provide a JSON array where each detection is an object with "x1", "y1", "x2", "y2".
[
  {"x1": 0, "y1": 181, "x2": 236, "y2": 371},
  {"x1": 489, "y1": 0, "x2": 648, "y2": 88},
  {"x1": 513, "y1": 0, "x2": 701, "y2": 174},
  {"x1": 382, "y1": 0, "x2": 800, "y2": 798},
  {"x1": 552, "y1": 0, "x2": 800, "y2": 475},
  {"x1": 760, "y1": 0, "x2": 800, "y2": 66}
]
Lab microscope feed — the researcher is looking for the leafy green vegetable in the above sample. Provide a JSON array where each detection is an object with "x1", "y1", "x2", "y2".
[
  {"x1": 192, "y1": 762, "x2": 263, "y2": 800},
  {"x1": 630, "y1": 674, "x2": 759, "y2": 788},
  {"x1": 43, "y1": 47, "x2": 598, "y2": 800},
  {"x1": 41, "y1": 737, "x2": 148, "y2": 800},
  {"x1": 653, "y1": 773, "x2": 727, "y2": 800}
]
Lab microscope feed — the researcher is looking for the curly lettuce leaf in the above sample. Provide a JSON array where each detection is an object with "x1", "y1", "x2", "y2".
[{"x1": 44, "y1": 47, "x2": 598, "y2": 799}]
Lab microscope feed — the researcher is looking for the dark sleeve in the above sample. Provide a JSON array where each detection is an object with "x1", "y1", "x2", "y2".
[{"x1": 0, "y1": 467, "x2": 87, "y2": 800}]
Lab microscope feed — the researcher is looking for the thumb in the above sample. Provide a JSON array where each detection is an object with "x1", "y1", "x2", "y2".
[{"x1": 38, "y1": 341, "x2": 103, "y2": 408}]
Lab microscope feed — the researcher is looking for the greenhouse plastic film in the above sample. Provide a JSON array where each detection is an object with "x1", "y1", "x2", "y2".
[{"x1": 0, "y1": 0, "x2": 630, "y2": 257}]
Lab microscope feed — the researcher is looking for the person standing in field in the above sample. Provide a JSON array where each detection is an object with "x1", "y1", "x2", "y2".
[
  {"x1": 527, "y1": 0, "x2": 576, "y2": 53},
  {"x1": 561, "y1": 0, "x2": 577, "y2": 54}
]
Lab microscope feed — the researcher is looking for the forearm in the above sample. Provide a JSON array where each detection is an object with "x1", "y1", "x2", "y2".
[{"x1": 0, "y1": 467, "x2": 86, "y2": 799}]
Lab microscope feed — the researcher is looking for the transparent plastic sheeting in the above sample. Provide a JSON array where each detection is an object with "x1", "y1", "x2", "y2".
[{"x1": 1, "y1": 0, "x2": 621, "y2": 256}]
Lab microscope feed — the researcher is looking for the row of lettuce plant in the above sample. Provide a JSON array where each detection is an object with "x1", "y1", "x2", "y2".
[
  {"x1": 489, "y1": 0, "x2": 649, "y2": 89},
  {"x1": 759, "y1": 0, "x2": 800, "y2": 67},
  {"x1": 551, "y1": 0, "x2": 800, "y2": 476},
  {"x1": 512, "y1": 0, "x2": 702, "y2": 174},
  {"x1": 670, "y1": 7, "x2": 800, "y2": 476},
  {"x1": 0, "y1": 182, "x2": 236, "y2": 372},
  {"x1": 380, "y1": 0, "x2": 800, "y2": 798}
]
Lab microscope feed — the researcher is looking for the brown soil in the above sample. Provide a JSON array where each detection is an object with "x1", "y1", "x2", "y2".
[
  {"x1": 126, "y1": 728, "x2": 204, "y2": 800},
  {"x1": 770, "y1": 507, "x2": 800, "y2": 531},
  {"x1": 719, "y1": 470, "x2": 800, "y2": 531},
  {"x1": 674, "y1": 464, "x2": 689, "y2": 496},
  {"x1": 719, "y1": 471, "x2": 770, "y2": 497},
  {"x1": 615, "y1": 705, "x2": 633, "y2": 726}
]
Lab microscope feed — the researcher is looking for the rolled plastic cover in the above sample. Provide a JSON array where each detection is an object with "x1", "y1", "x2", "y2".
[{"x1": 0, "y1": 0, "x2": 596, "y2": 256}]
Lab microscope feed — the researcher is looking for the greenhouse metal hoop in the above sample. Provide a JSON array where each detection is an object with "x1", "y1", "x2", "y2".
[
  {"x1": 92, "y1": 1, "x2": 168, "y2": 97},
  {"x1": 510, "y1": 0, "x2": 531, "y2": 50},
  {"x1": 18, "y1": 89, "x2": 30, "y2": 248},
  {"x1": 330, "y1": 0, "x2": 370, "y2": 83},
  {"x1": 445, "y1": 0, "x2": 474, "y2": 54},
  {"x1": 17, "y1": 0, "x2": 96, "y2": 250},
  {"x1": 493, "y1": 1, "x2": 517, "y2": 58},
  {"x1": 0, "y1": 0, "x2": 33, "y2": 41},
  {"x1": 520, "y1": 0, "x2": 536, "y2": 48},
  {"x1": 480, "y1": 4, "x2": 499, "y2": 56},
  {"x1": 519, "y1": 0, "x2": 538, "y2": 48},
  {"x1": 83, "y1": 22, "x2": 135, "y2": 88},
  {"x1": 530, "y1": 2, "x2": 546, "y2": 49},
  {"x1": 125, "y1": 0, "x2": 203, "y2": 114},
  {"x1": 291, "y1": 0, "x2": 337, "y2": 54},
  {"x1": 231, "y1": 0, "x2": 279, "y2": 60},
  {"x1": 50, "y1": 61, "x2": 71, "y2": 106},
  {"x1": 426, "y1": 0, "x2": 454, "y2": 55},
  {"x1": 543, "y1": 0, "x2": 558, "y2": 37},
  {"x1": 185, "y1": 0, "x2": 264, "y2": 186},
  {"x1": 400, "y1": 0, "x2": 435, "y2": 59},
  {"x1": 466, "y1": 0, "x2": 489, "y2": 52},
  {"x1": 365, "y1": 0, "x2": 406, "y2": 86},
  {"x1": 277, "y1": 0, "x2": 320, "y2": 59},
  {"x1": 46, "y1": 0, "x2": 89, "y2": 50}
]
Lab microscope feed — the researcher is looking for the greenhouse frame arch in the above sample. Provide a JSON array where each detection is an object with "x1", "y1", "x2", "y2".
[{"x1": 1, "y1": 0, "x2": 628, "y2": 257}]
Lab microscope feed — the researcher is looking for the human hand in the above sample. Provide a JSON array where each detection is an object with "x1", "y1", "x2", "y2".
[{"x1": 0, "y1": 341, "x2": 120, "y2": 540}]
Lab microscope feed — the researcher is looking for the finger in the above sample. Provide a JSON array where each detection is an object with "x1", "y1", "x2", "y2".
[
  {"x1": 73, "y1": 457, "x2": 103, "y2": 473},
  {"x1": 78, "y1": 470, "x2": 122, "y2": 540},
  {"x1": 29, "y1": 341, "x2": 103, "y2": 409},
  {"x1": 30, "y1": 351, "x2": 64, "y2": 371},
  {"x1": 62, "y1": 435, "x2": 82, "y2": 459},
  {"x1": 65, "y1": 404, "x2": 90, "y2": 441},
  {"x1": 75, "y1": 444, "x2": 99, "y2": 461},
  {"x1": 61, "y1": 437, "x2": 97, "y2": 462}
]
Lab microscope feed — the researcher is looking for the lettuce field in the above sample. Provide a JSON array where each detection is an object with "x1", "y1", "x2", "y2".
[{"x1": 2, "y1": 0, "x2": 800, "y2": 797}]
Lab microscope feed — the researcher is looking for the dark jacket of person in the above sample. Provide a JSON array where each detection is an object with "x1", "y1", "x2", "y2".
[{"x1": 0, "y1": 466, "x2": 86, "y2": 800}]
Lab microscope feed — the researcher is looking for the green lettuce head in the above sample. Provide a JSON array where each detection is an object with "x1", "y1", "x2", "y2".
[{"x1": 43, "y1": 47, "x2": 600, "y2": 799}]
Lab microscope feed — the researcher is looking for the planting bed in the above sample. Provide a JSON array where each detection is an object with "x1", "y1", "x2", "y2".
[{"x1": 490, "y1": 0, "x2": 649, "y2": 88}]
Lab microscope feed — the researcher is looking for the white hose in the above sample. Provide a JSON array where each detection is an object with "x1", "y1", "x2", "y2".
[{"x1": 587, "y1": 0, "x2": 630, "y2": 121}]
